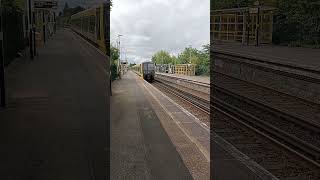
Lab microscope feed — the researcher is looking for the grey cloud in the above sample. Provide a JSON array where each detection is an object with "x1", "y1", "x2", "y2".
[{"x1": 111, "y1": 0, "x2": 209, "y2": 64}]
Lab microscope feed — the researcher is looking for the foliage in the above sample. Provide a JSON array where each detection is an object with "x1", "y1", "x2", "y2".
[
  {"x1": 151, "y1": 50, "x2": 175, "y2": 64},
  {"x1": 1, "y1": 0, "x2": 23, "y2": 12},
  {"x1": 110, "y1": 45, "x2": 119, "y2": 81},
  {"x1": 61, "y1": 3, "x2": 85, "y2": 17},
  {"x1": 129, "y1": 63, "x2": 136, "y2": 67},
  {"x1": 273, "y1": 0, "x2": 320, "y2": 47},
  {"x1": 151, "y1": 44, "x2": 210, "y2": 76}
]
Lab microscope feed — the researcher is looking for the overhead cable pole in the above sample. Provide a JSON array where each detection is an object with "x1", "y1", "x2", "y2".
[
  {"x1": 189, "y1": 45, "x2": 192, "y2": 64},
  {"x1": 117, "y1": 34, "x2": 122, "y2": 78}
]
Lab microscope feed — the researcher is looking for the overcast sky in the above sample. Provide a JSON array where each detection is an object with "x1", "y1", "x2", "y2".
[{"x1": 111, "y1": 0, "x2": 209, "y2": 64}]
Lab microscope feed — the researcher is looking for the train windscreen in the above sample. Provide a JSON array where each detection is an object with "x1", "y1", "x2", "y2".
[{"x1": 147, "y1": 63, "x2": 154, "y2": 71}]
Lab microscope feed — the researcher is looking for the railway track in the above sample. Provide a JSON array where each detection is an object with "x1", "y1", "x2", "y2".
[
  {"x1": 212, "y1": 51, "x2": 320, "y2": 106},
  {"x1": 152, "y1": 79, "x2": 210, "y2": 115},
  {"x1": 213, "y1": 106, "x2": 320, "y2": 179},
  {"x1": 155, "y1": 73, "x2": 210, "y2": 87},
  {"x1": 211, "y1": 48, "x2": 320, "y2": 178},
  {"x1": 212, "y1": 85, "x2": 320, "y2": 179}
]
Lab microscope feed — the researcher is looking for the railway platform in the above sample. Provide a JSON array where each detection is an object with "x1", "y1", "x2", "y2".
[
  {"x1": 111, "y1": 71, "x2": 209, "y2": 180},
  {"x1": 0, "y1": 29, "x2": 108, "y2": 179},
  {"x1": 212, "y1": 132, "x2": 278, "y2": 180},
  {"x1": 213, "y1": 43, "x2": 320, "y2": 71}
]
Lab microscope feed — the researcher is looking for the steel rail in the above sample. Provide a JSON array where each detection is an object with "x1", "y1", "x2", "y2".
[
  {"x1": 212, "y1": 49, "x2": 320, "y2": 76},
  {"x1": 153, "y1": 80, "x2": 210, "y2": 115},
  {"x1": 213, "y1": 96, "x2": 320, "y2": 169},
  {"x1": 155, "y1": 73, "x2": 210, "y2": 87},
  {"x1": 213, "y1": 84, "x2": 320, "y2": 132}
]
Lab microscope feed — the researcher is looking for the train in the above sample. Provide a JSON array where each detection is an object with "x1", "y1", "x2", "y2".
[
  {"x1": 132, "y1": 62, "x2": 155, "y2": 82},
  {"x1": 69, "y1": 2, "x2": 112, "y2": 94},
  {"x1": 70, "y1": 2, "x2": 110, "y2": 54}
]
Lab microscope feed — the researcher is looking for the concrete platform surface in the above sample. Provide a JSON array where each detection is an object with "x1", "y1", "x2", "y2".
[
  {"x1": 211, "y1": 132, "x2": 279, "y2": 180},
  {"x1": 111, "y1": 71, "x2": 209, "y2": 180},
  {"x1": 213, "y1": 44, "x2": 320, "y2": 71},
  {"x1": 0, "y1": 29, "x2": 108, "y2": 179}
]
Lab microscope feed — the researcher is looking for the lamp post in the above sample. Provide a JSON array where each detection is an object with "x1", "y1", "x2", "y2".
[
  {"x1": 0, "y1": 0, "x2": 5, "y2": 107},
  {"x1": 189, "y1": 45, "x2": 192, "y2": 64},
  {"x1": 118, "y1": 34, "x2": 122, "y2": 60},
  {"x1": 117, "y1": 34, "x2": 122, "y2": 78}
]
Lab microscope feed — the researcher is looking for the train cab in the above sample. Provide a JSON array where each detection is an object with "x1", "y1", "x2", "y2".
[{"x1": 141, "y1": 62, "x2": 155, "y2": 82}]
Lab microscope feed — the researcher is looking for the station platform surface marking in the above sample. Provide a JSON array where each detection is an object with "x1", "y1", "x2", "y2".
[{"x1": 0, "y1": 29, "x2": 108, "y2": 179}]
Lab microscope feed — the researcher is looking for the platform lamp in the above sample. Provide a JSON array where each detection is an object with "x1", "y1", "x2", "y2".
[
  {"x1": 0, "y1": 0, "x2": 6, "y2": 107},
  {"x1": 117, "y1": 34, "x2": 122, "y2": 79}
]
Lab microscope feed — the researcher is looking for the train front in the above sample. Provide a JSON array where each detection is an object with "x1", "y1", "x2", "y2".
[{"x1": 142, "y1": 62, "x2": 155, "y2": 82}]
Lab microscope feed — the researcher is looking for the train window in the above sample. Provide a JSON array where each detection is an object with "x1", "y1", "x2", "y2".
[
  {"x1": 143, "y1": 63, "x2": 148, "y2": 70},
  {"x1": 148, "y1": 63, "x2": 154, "y2": 70},
  {"x1": 89, "y1": 16, "x2": 95, "y2": 33},
  {"x1": 96, "y1": 8, "x2": 101, "y2": 40}
]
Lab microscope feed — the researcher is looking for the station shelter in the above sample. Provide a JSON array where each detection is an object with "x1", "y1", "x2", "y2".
[{"x1": 211, "y1": 6, "x2": 276, "y2": 45}]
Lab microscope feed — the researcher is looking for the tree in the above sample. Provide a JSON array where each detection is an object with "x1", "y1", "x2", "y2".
[
  {"x1": 129, "y1": 63, "x2": 136, "y2": 67},
  {"x1": 273, "y1": 0, "x2": 320, "y2": 47},
  {"x1": 176, "y1": 46, "x2": 209, "y2": 75},
  {"x1": 150, "y1": 45, "x2": 210, "y2": 76},
  {"x1": 110, "y1": 45, "x2": 119, "y2": 80},
  {"x1": 176, "y1": 47, "x2": 199, "y2": 64},
  {"x1": 202, "y1": 44, "x2": 210, "y2": 55},
  {"x1": 151, "y1": 50, "x2": 174, "y2": 64}
]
